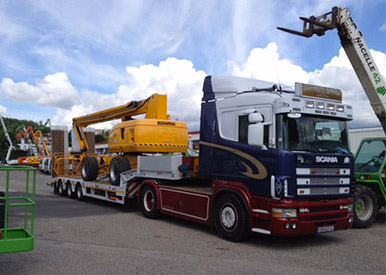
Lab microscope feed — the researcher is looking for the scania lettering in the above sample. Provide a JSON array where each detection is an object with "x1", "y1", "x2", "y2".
[
  {"x1": 316, "y1": 156, "x2": 338, "y2": 163},
  {"x1": 50, "y1": 76, "x2": 354, "y2": 241}
]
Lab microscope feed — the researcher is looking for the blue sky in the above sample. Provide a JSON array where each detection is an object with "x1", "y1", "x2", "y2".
[{"x1": 0, "y1": 0, "x2": 385, "y2": 130}]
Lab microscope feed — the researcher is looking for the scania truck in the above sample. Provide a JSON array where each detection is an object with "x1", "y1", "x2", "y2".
[
  {"x1": 50, "y1": 76, "x2": 354, "y2": 241},
  {"x1": 278, "y1": 6, "x2": 386, "y2": 228}
]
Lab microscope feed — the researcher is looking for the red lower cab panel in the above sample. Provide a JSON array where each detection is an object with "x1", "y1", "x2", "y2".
[{"x1": 251, "y1": 197, "x2": 353, "y2": 236}]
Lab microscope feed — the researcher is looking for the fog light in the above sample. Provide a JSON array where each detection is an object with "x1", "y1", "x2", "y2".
[
  {"x1": 349, "y1": 217, "x2": 353, "y2": 223},
  {"x1": 347, "y1": 203, "x2": 353, "y2": 213},
  {"x1": 285, "y1": 223, "x2": 298, "y2": 230}
]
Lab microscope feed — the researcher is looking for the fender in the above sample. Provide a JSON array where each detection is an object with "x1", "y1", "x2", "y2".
[
  {"x1": 138, "y1": 179, "x2": 161, "y2": 210},
  {"x1": 211, "y1": 180, "x2": 254, "y2": 228}
]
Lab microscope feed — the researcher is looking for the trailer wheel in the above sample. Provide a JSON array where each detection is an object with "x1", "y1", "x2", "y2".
[
  {"x1": 66, "y1": 182, "x2": 75, "y2": 198},
  {"x1": 0, "y1": 191, "x2": 5, "y2": 229},
  {"x1": 139, "y1": 185, "x2": 159, "y2": 219},
  {"x1": 53, "y1": 181, "x2": 59, "y2": 194},
  {"x1": 58, "y1": 180, "x2": 65, "y2": 196},
  {"x1": 353, "y1": 185, "x2": 378, "y2": 228},
  {"x1": 109, "y1": 157, "x2": 130, "y2": 186},
  {"x1": 76, "y1": 183, "x2": 85, "y2": 201},
  {"x1": 81, "y1": 157, "x2": 99, "y2": 181},
  {"x1": 213, "y1": 193, "x2": 250, "y2": 242}
]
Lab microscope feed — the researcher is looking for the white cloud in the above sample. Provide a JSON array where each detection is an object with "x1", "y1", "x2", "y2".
[
  {"x1": 0, "y1": 104, "x2": 6, "y2": 115},
  {"x1": 52, "y1": 58, "x2": 206, "y2": 130},
  {"x1": 39, "y1": 44, "x2": 386, "y2": 131},
  {"x1": 379, "y1": 21, "x2": 386, "y2": 32},
  {"x1": 229, "y1": 43, "x2": 309, "y2": 87},
  {"x1": 118, "y1": 57, "x2": 207, "y2": 129},
  {"x1": 0, "y1": 72, "x2": 79, "y2": 109}
]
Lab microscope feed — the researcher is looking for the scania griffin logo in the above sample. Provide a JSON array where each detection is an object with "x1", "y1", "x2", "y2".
[{"x1": 315, "y1": 156, "x2": 338, "y2": 163}]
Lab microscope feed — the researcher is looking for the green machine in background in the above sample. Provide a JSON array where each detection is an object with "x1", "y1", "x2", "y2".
[
  {"x1": 0, "y1": 165, "x2": 36, "y2": 253},
  {"x1": 353, "y1": 138, "x2": 386, "y2": 228}
]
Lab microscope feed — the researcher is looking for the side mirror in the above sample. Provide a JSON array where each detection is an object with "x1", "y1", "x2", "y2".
[
  {"x1": 248, "y1": 113, "x2": 263, "y2": 123},
  {"x1": 248, "y1": 124, "x2": 264, "y2": 147}
]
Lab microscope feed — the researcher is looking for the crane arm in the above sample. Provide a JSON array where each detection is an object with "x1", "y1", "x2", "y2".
[
  {"x1": 277, "y1": 6, "x2": 386, "y2": 133},
  {"x1": 34, "y1": 130, "x2": 50, "y2": 157},
  {"x1": 72, "y1": 94, "x2": 169, "y2": 153},
  {"x1": 0, "y1": 115, "x2": 15, "y2": 162}
]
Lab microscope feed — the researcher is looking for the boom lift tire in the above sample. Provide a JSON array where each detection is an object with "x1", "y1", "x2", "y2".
[
  {"x1": 353, "y1": 184, "x2": 378, "y2": 228},
  {"x1": 213, "y1": 193, "x2": 250, "y2": 242},
  {"x1": 109, "y1": 157, "x2": 130, "y2": 186},
  {"x1": 0, "y1": 191, "x2": 4, "y2": 230},
  {"x1": 139, "y1": 185, "x2": 159, "y2": 219},
  {"x1": 81, "y1": 157, "x2": 99, "y2": 181}
]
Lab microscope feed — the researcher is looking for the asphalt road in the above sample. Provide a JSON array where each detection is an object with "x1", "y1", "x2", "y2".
[{"x1": 0, "y1": 170, "x2": 385, "y2": 275}]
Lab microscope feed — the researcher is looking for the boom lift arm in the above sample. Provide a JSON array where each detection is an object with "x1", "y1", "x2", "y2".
[
  {"x1": 278, "y1": 6, "x2": 386, "y2": 133},
  {"x1": 0, "y1": 115, "x2": 14, "y2": 163},
  {"x1": 73, "y1": 93, "x2": 169, "y2": 155},
  {"x1": 16, "y1": 126, "x2": 50, "y2": 157}
]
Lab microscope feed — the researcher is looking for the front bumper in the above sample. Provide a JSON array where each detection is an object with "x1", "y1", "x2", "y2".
[{"x1": 252, "y1": 198, "x2": 353, "y2": 236}]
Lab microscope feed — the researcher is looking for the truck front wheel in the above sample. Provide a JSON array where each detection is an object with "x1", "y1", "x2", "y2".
[
  {"x1": 353, "y1": 185, "x2": 378, "y2": 228},
  {"x1": 139, "y1": 185, "x2": 159, "y2": 219},
  {"x1": 213, "y1": 193, "x2": 250, "y2": 242}
]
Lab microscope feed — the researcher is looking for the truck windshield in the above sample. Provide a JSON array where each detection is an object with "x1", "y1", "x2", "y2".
[
  {"x1": 276, "y1": 114, "x2": 350, "y2": 153},
  {"x1": 355, "y1": 139, "x2": 386, "y2": 173}
]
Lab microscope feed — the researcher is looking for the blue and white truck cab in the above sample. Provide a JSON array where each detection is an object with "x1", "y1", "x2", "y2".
[{"x1": 198, "y1": 75, "x2": 354, "y2": 237}]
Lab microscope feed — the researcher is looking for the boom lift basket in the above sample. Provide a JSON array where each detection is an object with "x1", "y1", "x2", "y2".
[{"x1": 0, "y1": 166, "x2": 36, "y2": 253}]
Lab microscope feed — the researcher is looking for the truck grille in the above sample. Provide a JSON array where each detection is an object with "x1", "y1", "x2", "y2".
[{"x1": 296, "y1": 167, "x2": 351, "y2": 197}]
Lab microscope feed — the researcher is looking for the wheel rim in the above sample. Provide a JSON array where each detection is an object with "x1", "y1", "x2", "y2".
[
  {"x1": 356, "y1": 195, "x2": 374, "y2": 221},
  {"x1": 220, "y1": 204, "x2": 237, "y2": 231},
  {"x1": 77, "y1": 187, "x2": 82, "y2": 198},
  {"x1": 143, "y1": 190, "x2": 154, "y2": 212},
  {"x1": 58, "y1": 182, "x2": 63, "y2": 194},
  {"x1": 67, "y1": 185, "x2": 71, "y2": 196}
]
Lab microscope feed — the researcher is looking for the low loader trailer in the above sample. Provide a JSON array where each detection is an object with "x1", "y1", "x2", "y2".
[{"x1": 50, "y1": 76, "x2": 354, "y2": 241}]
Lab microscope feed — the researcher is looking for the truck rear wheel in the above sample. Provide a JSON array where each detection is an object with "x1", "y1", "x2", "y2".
[
  {"x1": 139, "y1": 185, "x2": 159, "y2": 219},
  {"x1": 353, "y1": 185, "x2": 378, "y2": 228},
  {"x1": 109, "y1": 157, "x2": 130, "y2": 186},
  {"x1": 81, "y1": 157, "x2": 99, "y2": 181},
  {"x1": 213, "y1": 193, "x2": 250, "y2": 242}
]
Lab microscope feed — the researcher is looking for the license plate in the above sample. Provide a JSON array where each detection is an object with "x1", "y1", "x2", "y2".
[{"x1": 317, "y1": 225, "x2": 334, "y2": 233}]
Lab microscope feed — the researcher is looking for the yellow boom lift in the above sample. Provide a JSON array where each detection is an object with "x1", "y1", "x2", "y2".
[{"x1": 53, "y1": 94, "x2": 188, "y2": 185}]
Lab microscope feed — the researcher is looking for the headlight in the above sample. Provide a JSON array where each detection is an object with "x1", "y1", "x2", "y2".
[{"x1": 272, "y1": 208, "x2": 297, "y2": 218}]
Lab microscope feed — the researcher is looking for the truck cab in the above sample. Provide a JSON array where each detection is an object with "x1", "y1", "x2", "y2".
[{"x1": 199, "y1": 75, "x2": 354, "y2": 236}]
